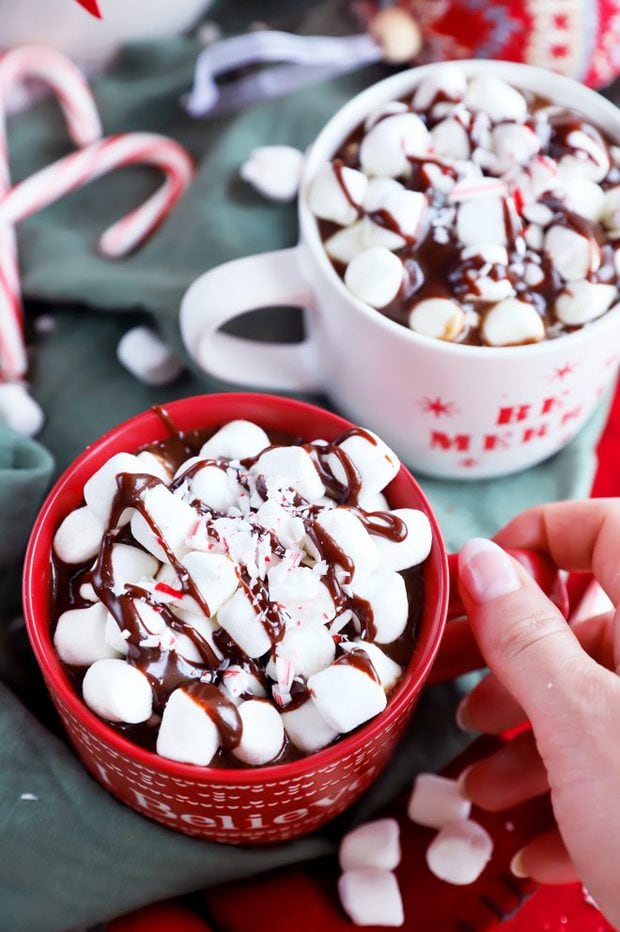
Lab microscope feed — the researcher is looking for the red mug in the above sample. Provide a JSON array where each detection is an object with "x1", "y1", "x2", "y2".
[{"x1": 22, "y1": 393, "x2": 566, "y2": 844}]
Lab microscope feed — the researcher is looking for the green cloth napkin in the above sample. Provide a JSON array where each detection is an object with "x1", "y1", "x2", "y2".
[{"x1": 0, "y1": 2, "x2": 613, "y2": 928}]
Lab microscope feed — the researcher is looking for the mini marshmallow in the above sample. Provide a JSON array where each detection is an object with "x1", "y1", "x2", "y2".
[
  {"x1": 369, "y1": 508, "x2": 432, "y2": 572},
  {"x1": 603, "y1": 185, "x2": 620, "y2": 232},
  {"x1": 555, "y1": 280, "x2": 617, "y2": 325},
  {"x1": 82, "y1": 658, "x2": 152, "y2": 724},
  {"x1": 561, "y1": 177, "x2": 605, "y2": 222},
  {"x1": 308, "y1": 660, "x2": 387, "y2": 733},
  {"x1": 482, "y1": 298, "x2": 545, "y2": 346},
  {"x1": 345, "y1": 247, "x2": 403, "y2": 308},
  {"x1": 466, "y1": 276, "x2": 515, "y2": 303},
  {"x1": 338, "y1": 869, "x2": 404, "y2": 927},
  {"x1": 544, "y1": 225, "x2": 599, "y2": 281},
  {"x1": 80, "y1": 581, "x2": 97, "y2": 602},
  {"x1": 457, "y1": 197, "x2": 507, "y2": 247},
  {"x1": 308, "y1": 162, "x2": 367, "y2": 226},
  {"x1": 408, "y1": 298, "x2": 465, "y2": 341},
  {"x1": 522, "y1": 203, "x2": 554, "y2": 227},
  {"x1": 360, "y1": 112, "x2": 431, "y2": 178},
  {"x1": 364, "y1": 100, "x2": 409, "y2": 132},
  {"x1": 523, "y1": 223, "x2": 544, "y2": 250},
  {"x1": 464, "y1": 74, "x2": 527, "y2": 122},
  {"x1": 0, "y1": 382, "x2": 44, "y2": 437},
  {"x1": 181, "y1": 551, "x2": 239, "y2": 617},
  {"x1": 314, "y1": 508, "x2": 380, "y2": 583},
  {"x1": 268, "y1": 620, "x2": 336, "y2": 680},
  {"x1": 341, "y1": 641, "x2": 402, "y2": 692},
  {"x1": 54, "y1": 603, "x2": 120, "y2": 666},
  {"x1": 340, "y1": 818, "x2": 401, "y2": 872},
  {"x1": 220, "y1": 664, "x2": 267, "y2": 704},
  {"x1": 130, "y1": 483, "x2": 196, "y2": 562},
  {"x1": 251, "y1": 445, "x2": 325, "y2": 502},
  {"x1": 413, "y1": 63, "x2": 466, "y2": 112},
  {"x1": 559, "y1": 129, "x2": 609, "y2": 183},
  {"x1": 232, "y1": 699, "x2": 284, "y2": 765},
  {"x1": 268, "y1": 564, "x2": 336, "y2": 627},
  {"x1": 408, "y1": 773, "x2": 471, "y2": 829},
  {"x1": 359, "y1": 491, "x2": 389, "y2": 512},
  {"x1": 110, "y1": 543, "x2": 159, "y2": 596},
  {"x1": 190, "y1": 463, "x2": 240, "y2": 512},
  {"x1": 84, "y1": 452, "x2": 158, "y2": 526},
  {"x1": 490, "y1": 123, "x2": 540, "y2": 168},
  {"x1": 431, "y1": 117, "x2": 470, "y2": 161},
  {"x1": 156, "y1": 686, "x2": 220, "y2": 765},
  {"x1": 353, "y1": 568, "x2": 408, "y2": 644},
  {"x1": 325, "y1": 222, "x2": 366, "y2": 265},
  {"x1": 240, "y1": 145, "x2": 304, "y2": 202},
  {"x1": 136, "y1": 450, "x2": 172, "y2": 484},
  {"x1": 199, "y1": 420, "x2": 269, "y2": 461},
  {"x1": 461, "y1": 243, "x2": 508, "y2": 265},
  {"x1": 254, "y1": 499, "x2": 305, "y2": 549},
  {"x1": 281, "y1": 696, "x2": 339, "y2": 753},
  {"x1": 104, "y1": 613, "x2": 130, "y2": 655},
  {"x1": 171, "y1": 613, "x2": 223, "y2": 664},
  {"x1": 367, "y1": 188, "x2": 427, "y2": 243},
  {"x1": 217, "y1": 587, "x2": 272, "y2": 658},
  {"x1": 362, "y1": 177, "x2": 405, "y2": 212},
  {"x1": 53, "y1": 506, "x2": 104, "y2": 564},
  {"x1": 361, "y1": 216, "x2": 407, "y2": 253},
  {"x1": 328, "y1": 428, "x2": 399, "y2": 496},
  {"x1": 117, "y1": 326, "x2": 183, "y2": 386},
  {"x1": 426, "y1": 818, "x2": 494, "y2": 885}
]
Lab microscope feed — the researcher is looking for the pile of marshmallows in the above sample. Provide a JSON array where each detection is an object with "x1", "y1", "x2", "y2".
[
  {"x1": 308, "y1": 64, "x2": 620, "y2": 346},
  {"x1": 338, "y1": 773, "x2": 492, "y2": 927},
  {"x1": 53, "y1": 419, "x2": 432, "y2": 767}
]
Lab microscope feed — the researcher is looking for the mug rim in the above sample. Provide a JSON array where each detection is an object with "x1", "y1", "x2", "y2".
[
  {"x1": 298, "y1": 58, "x2": 620, "y2": 359},
  {"x1": 22, "y1": 392, "x2": 449, "y2": 785}
]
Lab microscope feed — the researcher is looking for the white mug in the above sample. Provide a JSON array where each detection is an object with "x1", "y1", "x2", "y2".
[{"x1": 180, "y1": 60, "x2": 620, "y2": 480}]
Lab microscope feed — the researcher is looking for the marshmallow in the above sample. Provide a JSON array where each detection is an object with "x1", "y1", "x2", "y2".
[
  {"x1": 110, "y1": 543, "x2": 159, "y2": 596},
  {"x1": 308, "y1": 660, "x2": 387, "y2": 733},
  {"x1": 340, "y1": 818, "x2": 401, "y2": 871},
  {"x1": 514, "y1": 155, "x2": 558, "y2": 202},
  {"x1": 240, "y1": 145, "x2": 304, "y2": 202},
  {"x1": 136, "y1": 450, "x2": 172, "y2": 484},
  {"x1": 54, "y1": 603, "x2": 121, "y2": 666},
  {"x1": 544, "y1": 225, "x2": 599, "y2": 281},
  {"x1": 281, "y1": 696, "x2": 339, "y2": 753},
  {"x1": 0, "y1": 383, "x2": 44, "y2": 437},
  {"x1": 199, "y1": 420, "x2": 269, "y2": 461},
  {"x1": 84, "y1": 452, "x2": 157, "y2": 526},
  {"x1": 82, "y1": 658, "x2": 153, "y2": 724},
  {"x1": 216, "y1": 587, "x2": 272, "y2": 658},
  {"x1": 366, "y1": 188, "x2": 427, "y2": 244},
  {"x1": 490, "y1": 123, "x2": 540, "y2": 168},
  {"x1": 561, "y1": 178, "x2": 605, "y2": 222},
  {"x1": 358, "y1": 491, "x2": 389, "y2": 512},
  {"x1": 314, "y1": 507, "x2": 380, "y2": 583},
  {"x1": 524, "y1": 263, "x2": 544, "y2": 286},
  {"x1": 325, "y1": 222, "x2": 366, "y2": 265},
  {"x1": 130, "y1": 483, "x2": 197, "y2": 563},
  {"x1": 555, "y1": 280, "x2": 617, "y2": 325},
  {"x1": 461, "y1": 243, "x2": 508, "y2": 265},
  {"x1": 341, "y1": 641, "x2": 402, "y2": 692},
  {"x1": 190, "y1": 463, "x2": 240, "y2": 512},
  {"x1": 408, "y1": 298, "x2": 465, "y2": 341},
  {"x1": 602, "y1": 185, "x2": 620, "y2": 232},
  {"x1": 426, "y1": 818, "x2": 494, "y2": 885},
  {"x1": 181, "y1": 551, "x2": 239, "y2": 617},
  {"x1": 328, "y1": 428, "x2": 399, "y2": 496},
  {"x1": 254, "y1": 499, "x2": 305, "y2": 549},
  {"x1": 482, "y1": 298, "x2": 545, "y2": 346},
  {"x1": 360, "y1": 112, "x2": 431, "y2": 178},
  {"x1": 80, "y1": 581, "x2": 97, "y2": 602},
  {"x1": 523, "y1": 223, "x2": 544, "y2": 250},
  {"x1": 104, "y1": 613, "x2": 130, "y2": 655},
  {"x1": 353, "y1": 569, "x2": 408, "y2": 644},
  {"x1": 220, "y1": 665, "x2": 267, "y2": 704},
  {"x1": 338, "y1": 869, "x2": 404, "y2": 927},
  {"x1": 465, "y1": 74, "x2": 527, "y2": 122},
  {"x1": 559, "y1": 130, "x2": 609, "y2": 183},
  {"x1": 251, "y1": 445, "x2": 325, "y2": 502},
  {"x1": 361, "y1": 216, "x2": 407, "y2": 253},
  {"x1": 413, "y1": 63, "x2": 466, "y2": 112},
  {"x1": 362, "y1": 177, "x2": 405, "y2": 212},
  {"x1": 171, "y1": 613, "x2": 223, "y2": 664},
  {"x1": 232, "y1": 699, "x2": 284, "y2": 765},
  {"x1": 308, "y1": 162, "x2": 367, "y2": 226},
  {"x1": 369, "y1": 508, "x2": 432, "y2": 572},
  {"x1": 267, "y1": 564, "x2": 336, "y2": 628},
  {"x1": 408, "y1": 773, "x2": 471, "y2": 829},
  {"x1": 345, "y1": 247, "x2": 403, "y2": 308},
  {"x1": 156, "y1": 686, "x2": 221, "y2": 765},
  {"x1": 53, "y1": 506, "x2": 104, "y2": 564},
  {"x1": 268, "y1": 620, "x2": 336, "y2": 681},
  {"x1": 117, "y1": 326, "x2": 183, "y2": 386},
  {"x1": 364, "y1": 100, "x2": 409, "y2": 132},
  {"x1": 522, "y1": 203, "x2": 554, "y2": 227},
  {"x1": 431, "y1": 118, "x2": 471, "y2": 161},
  {"x1": 457, "y1": 197, "x2": 507, "y2": 247},
  {"x1": 466, "y1": 276, "x2": 515, "y2": 303}
]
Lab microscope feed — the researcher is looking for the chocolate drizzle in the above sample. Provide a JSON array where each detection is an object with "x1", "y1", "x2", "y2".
[{"x1": 184, "y1": 682, "x2": 242, "y2": 749}]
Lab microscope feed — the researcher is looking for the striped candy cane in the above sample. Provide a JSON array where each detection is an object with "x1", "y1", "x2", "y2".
[
  {"x1": 0, "y1": 45, "x2": 102, "y2": 379},
  {"x1": 0, "y1": 133, "x2": 194, "y2": 258}
]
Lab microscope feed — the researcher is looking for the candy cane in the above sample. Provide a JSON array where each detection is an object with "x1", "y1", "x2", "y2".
[
  {"x1": 0, "y1": 133, "x2": 194, "y2": 259},
  {"x1": 0, "y1": 45, "x2": 102, "y2": 380}
]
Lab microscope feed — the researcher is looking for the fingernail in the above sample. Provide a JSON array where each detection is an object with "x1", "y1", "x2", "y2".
[
  {"x1": 456, "y1": 764, "x2": 474, "y2": 800},
  {"x1": 456, "y1": 697, "x2": 475, "y2": 733},
  {"x1": 459, "y1": 538, "x2": 521, "y2": 604},
  {"x1": 510, "y1": 850, "x2": 529, "y2": 879}
]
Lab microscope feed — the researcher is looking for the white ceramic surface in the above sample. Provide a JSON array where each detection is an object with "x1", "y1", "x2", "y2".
[{"x1": 180, "y1": 60, "x2": 620, "y2": 479}]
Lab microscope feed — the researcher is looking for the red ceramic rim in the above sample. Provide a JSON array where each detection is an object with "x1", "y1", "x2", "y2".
[{"x1": 23, "y1": 393, "x2": 449, "y2": 784}]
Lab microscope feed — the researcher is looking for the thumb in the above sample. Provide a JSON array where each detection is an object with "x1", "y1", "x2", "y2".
[{"x1": 458, "y1": 538, "x2": 593, "y2": 740}]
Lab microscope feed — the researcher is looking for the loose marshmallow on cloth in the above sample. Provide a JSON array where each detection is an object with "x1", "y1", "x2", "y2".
[
  {"x1": 338, "y1": 869, "x2": 404, "y2": 927},
  {"x1": 408, "y1": 773, "x2": 471, "y2": 829},
  {"x1": 199, "y1": 420, "x2": 269, "y2": 460},
  {"x1": 157, "y1": 686, "x2": 221, "y2": 766},
  {"x1": 345, "y1": 247, "x2": 403, "y2": 309},
  {"x1": 370, "y1": 508, "x2": 432, "y2": 572},
  {"x1": 232, "y1": 699, "x2": 284, "y2": 765},
  {"x1": 240, "y1": 145, "x2": 304, "y2": 202},
  {"x1": 0, "y1": 382, "x2": 44, "y2": 437},
  {"x1": 54, "y1": 603, "x2": 120, "y2": 666},
  {"x1": 53, "y1": 506, "x2": 104, "y2": 564},
  {"x1": 426, "y1": 818, "x2": 494, "y2": 885},
  {"x1": 308, "y1": 658, "x2": 387, "y2": 733},
  {"x1": 82, "y1": 658, "x2": 153, "y2": 724},
  {"x1": 117, "y1": 326, "x2": 183, "y2": 386},
  {"x1": 340, "y1": 818, "x2": 401, "y2": 871},
  {"x1": 281, "y1": 696, "x2": 339, "y2": 753},
  {"x1": 308, "y1": 162, "x2": 367, "y2": 226}
]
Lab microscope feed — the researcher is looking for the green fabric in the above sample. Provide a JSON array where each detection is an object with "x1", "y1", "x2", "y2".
[{"x1": 0, "y1": 3, "x2": 613, "y2": 928}]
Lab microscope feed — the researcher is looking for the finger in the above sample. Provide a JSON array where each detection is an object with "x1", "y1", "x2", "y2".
[
  {"x1": 494, "y1": 499, "x2": 620, "y2": 605},
  {"x1": 458, "y1": 731, "x2": 548, "y2": 811},
  {"x1": 511, "y1": 829, "x2": 579, "y2": 885},
  {"x1": 570, "y1": 610, "x2": 616, "y2": 669},
  {"x1": 457, "y1": 672, "x2": 526, "y2": 734}
]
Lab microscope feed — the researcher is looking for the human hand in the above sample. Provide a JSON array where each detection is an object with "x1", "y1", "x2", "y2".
[{"x1": 456, "y1": 499, "x2": 620, "y2": 925}]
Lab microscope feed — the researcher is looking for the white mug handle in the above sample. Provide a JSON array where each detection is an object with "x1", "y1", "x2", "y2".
[{"x1": 180, "y1": 246, "x2": 322, "y2": 393}]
